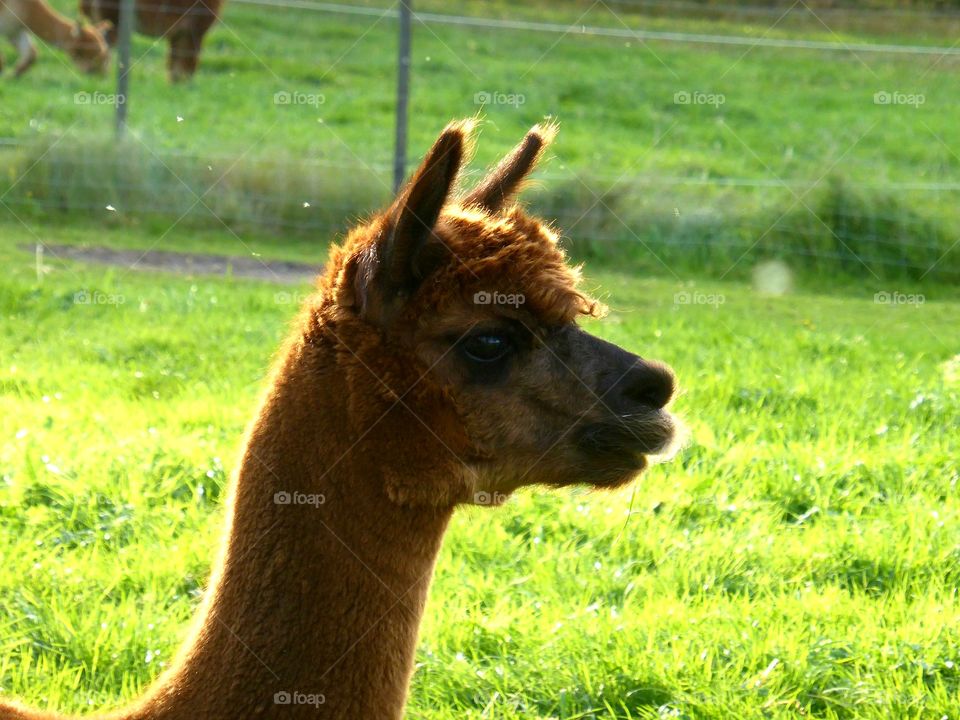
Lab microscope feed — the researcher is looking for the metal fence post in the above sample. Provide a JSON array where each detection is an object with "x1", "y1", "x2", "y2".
[
  {"x1": 116, "y1": 0, "x2": 135, "y2": 138},
  {"x1": 393, "y1": 0, "x2": 412, "y2": 193}
]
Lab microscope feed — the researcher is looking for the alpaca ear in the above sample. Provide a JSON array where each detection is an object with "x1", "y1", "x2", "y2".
[
  {"x1": 462, "y1": 121, "x2": 556, "y2": 213},
  {"x1": 354, "y1": 119, "x2": 473, "y2": 325}
]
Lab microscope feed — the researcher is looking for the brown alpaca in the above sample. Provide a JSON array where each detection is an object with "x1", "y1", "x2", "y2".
[
  {"x1": 79, "y1": 0, "x2": 221, "y2": 81},
  {"x1": 0, "y1": 0, "x2": 109, "y2": 76},
  {"x1": 0, "y1": 120, "x2": 677, "y2": 719}
]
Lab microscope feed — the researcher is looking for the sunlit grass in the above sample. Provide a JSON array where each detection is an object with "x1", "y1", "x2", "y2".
[{"x1": 0, "y1": 223, "x2": 957, "y2": 718}]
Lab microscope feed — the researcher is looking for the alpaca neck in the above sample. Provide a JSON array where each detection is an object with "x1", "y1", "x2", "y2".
[
  {"x1": 18, "y1": 0, "x2": 75, "y2": 47},
  {"x1": 125, "y1": 337, "x2": 455, "y2": 720}
]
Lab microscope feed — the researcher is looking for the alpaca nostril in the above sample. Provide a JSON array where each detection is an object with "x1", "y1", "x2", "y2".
[{"x1": 620, "y1": 361, "x2": 675, "y2": 410}]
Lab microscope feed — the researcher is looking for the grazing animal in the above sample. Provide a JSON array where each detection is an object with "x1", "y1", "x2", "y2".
[
  {"x1": 0, "y1": 0, "x2": 109, "y2": 76},
  {"x1": 0, "y1": 120, "x2": 677, "y2": 719},
  {"x1": 79, "y1": 0, "x2": 221, "y2": 81}
]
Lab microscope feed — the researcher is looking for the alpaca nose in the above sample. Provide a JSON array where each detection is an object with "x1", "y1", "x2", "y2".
[{"x1": 618, "y1": 360, "x2": 675, "y2": 410}]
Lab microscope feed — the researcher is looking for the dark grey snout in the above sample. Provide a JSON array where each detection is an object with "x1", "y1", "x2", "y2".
[{"x1": 584, "y1": 332, "x2": 675, "y2": 413}]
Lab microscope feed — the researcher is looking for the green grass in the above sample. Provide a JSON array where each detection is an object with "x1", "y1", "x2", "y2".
[
  {"x1": 1, "y1": 221, "x2": 958, "y2": 718},
  {"x1": 1, "y1": 0, "x2": 959, "y2": 278}
]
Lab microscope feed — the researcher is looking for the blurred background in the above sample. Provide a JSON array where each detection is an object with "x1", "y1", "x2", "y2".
[{"x1": 1, "y1": 0, "x2": 959, "y2": 281}]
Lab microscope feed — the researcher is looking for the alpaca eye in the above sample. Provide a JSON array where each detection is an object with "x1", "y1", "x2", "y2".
[{"x1": 462, "y1": 334, "x2": 512, "y2": 363}]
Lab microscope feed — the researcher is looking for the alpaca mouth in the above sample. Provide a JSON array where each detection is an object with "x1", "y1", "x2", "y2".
[{"x1": 574, "y1": 411, "x2": 677, "y2": 467}]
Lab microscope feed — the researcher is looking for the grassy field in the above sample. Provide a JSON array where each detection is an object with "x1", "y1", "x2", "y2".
[
  {"x1": 1, "y1": 221, "x2": 958, "y2": 718},
  {"x1": 1, "y1": 0, "x2": 959, "y2": 278},
  {"x1": 2, "y1": 0, "x2": 959, "y2": 715},
  {"x1": 2, "y1": 0, "x2": 958, "y2": 170}
]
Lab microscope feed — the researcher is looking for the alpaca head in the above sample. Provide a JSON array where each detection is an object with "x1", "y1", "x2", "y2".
[
  {"x1": 314, "y1": 120, "x2": 677, "y2": 507},
  {"x1": 67, "y1": 20, "x2": 111, "y2": 74}
]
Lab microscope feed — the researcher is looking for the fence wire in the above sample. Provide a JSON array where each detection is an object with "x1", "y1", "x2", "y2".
[{"x1": 0, "y1": 0, "x2": 957, "y2": 280}]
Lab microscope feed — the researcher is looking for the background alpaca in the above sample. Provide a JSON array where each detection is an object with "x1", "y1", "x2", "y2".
[
  {"x1": 79, "y1": 0, "x2": 222, "y2": 81},
  {"x1": 0, "y1": 120, "x2": 676, "y2": 719},
  {"x1": 0, "y1": 0, "x2": 109, "y2": 76}
]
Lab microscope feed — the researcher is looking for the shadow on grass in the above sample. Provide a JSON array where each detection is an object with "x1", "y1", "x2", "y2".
[{"x1": 3, "y1": 137, "x2": 958, "y2": 290}]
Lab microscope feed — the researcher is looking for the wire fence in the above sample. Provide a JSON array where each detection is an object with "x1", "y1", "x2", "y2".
[{"x1": 0, "y1": 0, "x2": 958, "y2": 280}]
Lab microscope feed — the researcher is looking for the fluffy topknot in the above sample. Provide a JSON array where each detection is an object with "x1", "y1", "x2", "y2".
[{"x1": 318, "y1": 120, "x2": 603, "y2": 328}]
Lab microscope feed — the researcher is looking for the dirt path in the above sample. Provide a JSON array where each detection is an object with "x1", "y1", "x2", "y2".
[{"x1": 29, "y1": 244, "x2": 319, "y2": 285}]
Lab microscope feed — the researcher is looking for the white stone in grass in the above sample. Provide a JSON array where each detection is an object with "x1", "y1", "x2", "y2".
[{"x1": 752, "y1": 259, "x2": 793, "y2": 296}]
